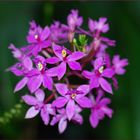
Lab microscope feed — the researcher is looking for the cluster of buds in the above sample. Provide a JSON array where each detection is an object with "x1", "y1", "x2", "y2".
[{"x1": 8, "y1": 9, "x2": 128, "y2": 133}]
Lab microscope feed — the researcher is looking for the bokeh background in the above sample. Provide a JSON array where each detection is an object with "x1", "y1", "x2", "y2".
[{"x1": 0, "y1": 1, "x2": 140, "y2": 140}]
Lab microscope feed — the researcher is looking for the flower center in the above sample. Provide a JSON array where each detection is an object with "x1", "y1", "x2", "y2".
[
  {"x1": 62, "y1": 49, "x2": 67, "y2": 57},
  {"x1": 71, "y1": 93, "x2": 77, "y2": 99},
  {"x1": 99, "y1": 66, "x2": 104, "y2": 74},
  {"x1": 37, "y1": 62, "x2": 43, "y2": 71},
  {"x1": 35, "y1": 104, "x2": 39, "y2": 110},
  {"x1": 34, "y1": 34, "x2": 39, "y2": 40}
]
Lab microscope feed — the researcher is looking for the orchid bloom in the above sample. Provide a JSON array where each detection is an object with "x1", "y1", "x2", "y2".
[
  {"x1": 52, "y1": 83, "x2": 92, "y2": 120},
  {"x1": 82, "y1": 57, "x2": 115, "y2": 94},
  {"x1": 22, "y1": 89, "x2": 55, "y2": 125},
  {"x1": 46, "y1": 45, "x2": 85, "y2": 79}
]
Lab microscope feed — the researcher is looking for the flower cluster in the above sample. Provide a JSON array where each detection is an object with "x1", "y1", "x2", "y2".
[{"x1": 8, "y1": 9, "x2": 128, "y2": 133}]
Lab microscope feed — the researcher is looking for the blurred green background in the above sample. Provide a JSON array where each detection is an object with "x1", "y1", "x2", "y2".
[{"x1": 0, "y1": 1, "x2": 139, "y2": 140}]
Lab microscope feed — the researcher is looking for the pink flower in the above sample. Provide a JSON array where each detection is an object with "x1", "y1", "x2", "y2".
[
  {"x1": 22, "y1": 89, "x2": 55, "y2": 125},
  {"x1": 89, "y1": 90, "x2": 113, "y2": 128},
  {"x1": 67, "y1": 9, "x2": 83, "y2": 32},
  {"x1": 88, "y1": 17, "x2": 109, "y2": 34},
  {"x1": 52, "y1": 83, "x2": 92, "y2": 120},
  {"x1": 50, "y1": 21, "x2": 68, "y2": 43},
  {"x1": 82, "y1": 57, "x2": 114, "y2": 94},
  {"x1": 26, "y1": 55, "x2": 53, "y2": 93},
  {"x1": 46, "y1": 45, "x2": 85, "y2": 80},
  {"x1": 112, "y1": 55, "x2": 128, "y2": 75},
  {"x1": 26, "y1": 21, "x2": 51, "y2": 56},
  {"x1": 50, "y1": 105, "x2": 83, "y2": 134}
]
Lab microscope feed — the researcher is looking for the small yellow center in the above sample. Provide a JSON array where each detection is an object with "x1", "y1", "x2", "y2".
[
  {"x1": 37, "y1": 62, "x2": 43, "y2": 71},
  {"x1": 99, "y1": 66, "x2": 104, "y2": 73},
  {"x1": 34, "y1": 34, "x2": 38, "y2": 40},
  {"x1": 61, "y1": 49, "x2": 67, "y2": 57},
  {"x1": 71, "y1": 93, "x2": 77, "y2": 99}
]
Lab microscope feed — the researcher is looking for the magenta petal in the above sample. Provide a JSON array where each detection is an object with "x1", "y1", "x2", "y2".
[
  {"x1": 101, "y1": 106, "x2": 113, "y2": 118},
  {"x1": 66, "y1": 100, "x2": 75, "y2": 121},
  {"x1": 22, "y1": 95, "x2": 37, "y2": 105},
  {"x1": 82, "y1": 70, "x2": 94, "y2": 79},
  {"x1": 94, "y1": 57, "x2": 104, "y2": 69},
  {"x1": 26, "y1": 69, "x2": 40, "y2": 77},
  {"x1": 57, "y1": 62, "x2": 66, "y2": 80},
  {"x1": 40, "y1": 26, "x2": 50, "y2": 41},
  {"x1": 14, "y1": 77, "x2": 28, "y2": 92},
  {"x1": 27, "y1": 75, "x2": 43, "y2": 93},
  {"x1": 46, "y1": 67, "x2": 58, "y2": 77},
  {"x1": 102, "y1": 68, "x2": 115, "y2": 78},
  {"x1": 46, "y1": 104, "x2": 56, "y2": 115},
  {"x1": 27, "y1": 35, "x2": 37, "y2": 44},
  {"x1": 89, "y1": 111, "x2": 99, "y2": 128},
  {"x1": 73, "y1": 113, "x2": 83, "y2": 125},
  {"x1": 52, "y1": 45, "x2": 63, "y2": 60},
  {"x1": 55, "y1": 83, "x2": 68, "y2": 96},
  {"x1": 99, "y1": 98, "x2": 111, "y2": 106},
  {"x1": 35, "y1": 89, "x2": 45, "y2": 102},
  {"x1": 99, "y1": 78, "x2": 113, "y2": 94},
  {"x1": 41, "y1": 108, "x2": 50, "y2": 125},
  {"x1": 50, "y1": 116, "x2": 59, "y2": 126},
  {"x1": 22, "y1": 57, "x2": 33, "y2": 71},
  {"x1": 25, "y1": 106, "x2": 39, "y2": 119},
  {"x1": 88, "y1": 18, "x2": 96, "y2": 32},
  {"x1": 58, "y1": 118, "x2": 67, "y2": 134},
  {"x1": 46, "y1": 57, "x2": 60, "y2": 64},
  {"x1": 68, "y1": 61, "x2": 81, "y2": 71},
  {"x1": 76, "y1": 97, "x2": 92, "y2": 108},
  {"x1": 77, "y1": 85, "x2": 90, "y2": 95},
  {"x1": 67, "y1": 52, "x2": 85, "y2": 61},
  {"x1": 89, "y1": 76, "x2": 99, "y2": 89},
  {"x1": 8, "y1": 65, "x2": 23, "y2": 76},
  {"x1": 43, "y1": 75, "x2": 53, "y2": 90},
  {"x1": 52, "y1": 97, "x2": 68, "y2": 108}
]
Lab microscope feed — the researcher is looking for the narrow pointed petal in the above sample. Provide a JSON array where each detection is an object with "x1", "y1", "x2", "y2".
[
  {"x1": 52, "y1": 97, "x2": 68, "y2": 108},
  {"x1": 25, "y1": 106, "x2": 39, "y2": 119},
  {"x1": 89, "y1": 111, "x2": 99, "y2": 128},
  {"x1": 66, "y1": 100, "x2": 75, "y2": 120},
  {"x1": 77, "y1": 85, "x2": 90, "y2": 95},
  {"x1": 101, "y1": 106, "x2": 113, "y2": 118},
  {"x1": 50, "y1": 116, "x2": 59, "y2": 126},
  {"x1": 46, "y1": 104, "x2": 56, "y2": 115},
  {"x1": 102, "y1": 68, "x2": 115, "y2": 78},
  {"x1": 76, "y1": 97, "x2": 92, "y2": 108},
  {"x1": 99, "y1": 78, "x2": 113, "y2": 94},
  {"x1": 55, "y1": 83, "x2": 68, "y2": 95},
  {"x1": 94, "y1": 57, "x2": 104, "y2": 69},
  {"x1": 43, "y1": 75, "x2": 53, "y2": 90},
  {"x1": 22, "y1": 95, "x2": 37, "y2": 105},
  {"x1": 35, "y1": 89, "x2": 45, "y2": 102},
  {"x1": 46, "y1": 57, "x2": 61, "y2": 64},
  {"x1": 82, "y1": 70, "x2": 94, "y2": 79},
  {"x1": 99, "y1": 98, "x2": 111, "y2": 106},
  {"x1": 40, "y1": 26, "x2": 50, "y2": 40},
  {"x1": 27, "y1": 75, "x2": 43, "y2": 93},
  {"x1": 72, "y1": 113, "x2": 83, "y2": 125},
  {"x1": 41, "y1": 108, "x2": 50, "y2": 125},
  {"x1": 52, "y1": 45, "x2": 63, "y2": 60},
  {"x1": 46, "y1": 67, "x2": 58, "y2": 77},
  {"x1": 67, "y1": 52, "x2": 85, "y2": 61},
  {"x1": 26, "y1": 69, "x2": 40, "y2": 77},
  {"x1": 58, "y1": 118, "x2": 67, "y2": 134},
  {"x1": 14, "y1": 77, "x2": 28, "y2": 92},
  {"x1": 22, "y1": 57, "x2": 33, "y2": 71},
  {"x1": 89, "y1": 76, "x2": 99, "y2": 89},
  {"x1": 57, "y1": 62, "x2": 66, "y2": 80},
  {"x1": 68, "y1": 61, "x2": 81, "y2": 71}
]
